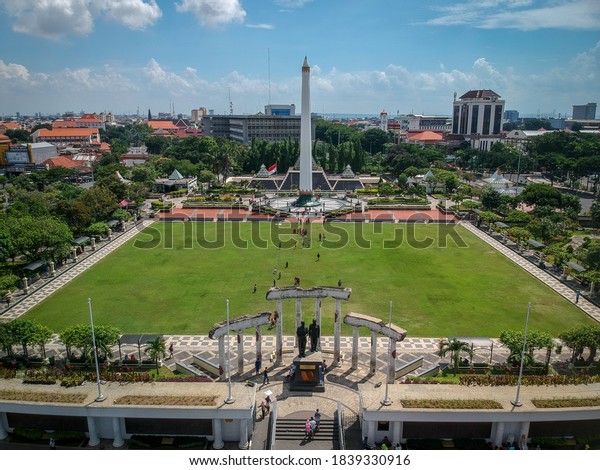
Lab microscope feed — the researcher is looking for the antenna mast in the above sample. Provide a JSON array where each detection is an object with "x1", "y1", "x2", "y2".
[
  {"x1": 268, "y1": 48, "x2": 271, "y2": 105},
  {"x1": 229, "y1": 88, "x2": 233, "y2": 115}
]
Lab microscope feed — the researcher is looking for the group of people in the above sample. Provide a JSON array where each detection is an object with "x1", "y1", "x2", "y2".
[
  {"x1": 362, "y1": 435, "x2": 400, "y2": 450},
  {"x1": 259, "y1": 394, "x2": 272, "y2": 420},
  {"x1": 296, "y1": 319, "x2": 320, "y2": 357},
  {"x1": 304, "y1": 409, "x2": 321, "y2": 441}
]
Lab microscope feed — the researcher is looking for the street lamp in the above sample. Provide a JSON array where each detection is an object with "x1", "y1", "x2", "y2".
[
  {"x1": 88, "y1": 298, "x2": 105, "y2": 402},
  {"x1": 511, "y1": 303, "x2": 531, "y2": 407},
  {"x1": 381, "y1": 300, "x2": 393, "y2": 406},
  {"x1": 224, "y1": 298, "x2": 235, "y2": 404}
]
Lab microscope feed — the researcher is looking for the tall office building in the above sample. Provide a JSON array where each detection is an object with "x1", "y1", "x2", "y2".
[
  {"x1": 451, "y1": 89, "x2": 505, "y2": 150},
  {"x1": 572, "y1": 103, "x2": 596, "y2": 120}
]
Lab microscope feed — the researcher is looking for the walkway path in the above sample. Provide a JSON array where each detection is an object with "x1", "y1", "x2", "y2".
[{"x1": 460, "y1": 221, "x2": 600, "y2": 323}]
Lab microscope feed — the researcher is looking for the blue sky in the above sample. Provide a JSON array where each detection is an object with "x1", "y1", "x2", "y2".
[{"x1": 0, "y1": 0, "x2": 599, "y2": 118}]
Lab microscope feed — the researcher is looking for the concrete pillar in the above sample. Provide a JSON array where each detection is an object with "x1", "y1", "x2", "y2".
[
  {"x1": 255, "y1": 327, "x2": 262, "y2": 365},
  {"x1": 351, "y1": 326, "x2": 359, "y2": 370},
  {"x1": 212, "y1": 419, "x2": 224, "y2": 449},
  {"x1": 370, "y1": 330, "x2": 377, "y2": 373},
  {"x1": 49, "y1": 261, "x2": 55, "y2": 277},
  {"x1": 315, "y1": 298, "x2": 322, "y2": 351},
  {"x1": 112, "y1": 417, "x2": 124, "y2": 448},
  {"x1": 218, "y1": 336, "x2": 225, "y2": 380},
  {"x1": 71, "y1": 248, "x2": 78, "y2": 262},
  {"x1": 392, "y1": 421, "x2": 403, "y2": 447},
  {"x1": 86, "y1": 416, "x2": 100, "y2": 447},
  {"x1": 388, "y1": 338, "x2": 397, "y2": 384},
  {"x1": 91, "y1": 238, "x2": 96, "y2": 251},
  {"x1": 538, "y1": 251, "x2": 545, "y2": 266},
  {"x1": 333, "y1": 299, "x2": 342, "y2": 367},
  {"x1": 295, "y1": 299, "x2": 302, "y2": 351},
  {"x1": 107, "y1": 228, "x2": 113, "y2": 240},
  {"x1": 21, "y1": 276, "x2": 29, "y2": 295},
  {"x1": 367, "y1": 420, "x2": 376, "y2": 448},
  {"x1": 561, "y1": 266, "x2": 568, "y2": 280},
  {"x1": 493, "y1": 421, "x2": 505, "y2": 447},
  {"x1": 590, "y1": 281, "x2": 596, "y2": 296},
  {"x1": 237, "y1": 332, "x2": 244, "y2": 376},
  {"x1": 0, "y1": 412, "x2": 8, "y2": 440},
  {"x1": 519, "y1": 422, "x2": 530, "y2": 448},
  {"x1": 275, "y1": 299, "x2": 283, "y2": 365},
  {"x1": 238, "y1": 418, "x2": 249, "y2": 449}
]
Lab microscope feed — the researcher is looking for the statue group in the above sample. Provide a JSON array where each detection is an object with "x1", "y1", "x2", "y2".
[{"x1": 297, "y1": 319, "x2": 320, "y2": 357}]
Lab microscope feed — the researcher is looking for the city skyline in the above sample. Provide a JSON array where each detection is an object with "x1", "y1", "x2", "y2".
[{"x1": 0, "y1": 0, "x2": 599, "y2": 118}]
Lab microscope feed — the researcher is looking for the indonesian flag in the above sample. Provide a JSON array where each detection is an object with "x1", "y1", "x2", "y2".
[{"x1": 267, "y1": 163, "x2": 277, "y2": 175}]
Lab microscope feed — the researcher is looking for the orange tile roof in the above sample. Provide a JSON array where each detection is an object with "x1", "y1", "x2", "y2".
[
  {"x1": 42, "y1": 156, "x2": 82, "y2": 169},
  {"x1": 408, "y1": 131, "x2": 443, "y2": 141},
  {"x1": 0, "y1": 122, "x2": 20, "y2": 130},
  {"x1": 38, "y1": 128, "x2": 99, "y2": 137},
  {"x1": 0, "y1": 133, "x2": 10, "y2": 143},
  {"x1": 147, "y1": 120, "x2": 178, "y2": 130},
  {"x1": 53, "y1": 120, "x2": 78, "y2": 128}
]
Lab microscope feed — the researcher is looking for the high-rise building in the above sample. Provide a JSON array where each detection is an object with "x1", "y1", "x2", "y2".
[
  {"x1": 265, "y1": 104, "x2": 296, "y2": 116},
  {"x1": 451, "y1": 89, "x2": 505, "y2": 150},
  {"x1": 572, "y1": 102, "x2": 596, "y2": 120},
  {"x1": 504, "y1": 110, "x2": 519, "y2": 122}
]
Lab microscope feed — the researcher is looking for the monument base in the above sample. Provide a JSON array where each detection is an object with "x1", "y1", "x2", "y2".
[
  {"x1": 288, "y1": 351, "x2": 325, "y2": 392},
  {"x1": 293, "y1": 193, "x2": 321, "y2": 208}
]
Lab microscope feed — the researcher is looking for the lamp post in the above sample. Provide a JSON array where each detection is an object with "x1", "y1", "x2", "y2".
[
  {"x1": 88, "y1": 298, "x2": 105, "y2": 402},
  {"x1": 511, "y1": 303, "x2": 531, "y2": 407},
  {"x1": 224, "y1": 298, "x2": 235, "y2": 404},
  {"x1": 381, "y1": 300, "x2": 393, "y2": 406}
]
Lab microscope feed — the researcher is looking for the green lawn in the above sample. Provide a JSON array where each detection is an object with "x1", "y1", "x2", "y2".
[{"x1": 24, "y1": 222, "x2": 595, "y2": 337}]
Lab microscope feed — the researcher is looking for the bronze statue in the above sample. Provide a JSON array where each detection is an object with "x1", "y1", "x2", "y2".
[
  {"x1": 309, "y1": 319, "x2": 320, "y2": 352},
  {"x1": 296, "y1": 321, "x2": 308, "y2": 357}
]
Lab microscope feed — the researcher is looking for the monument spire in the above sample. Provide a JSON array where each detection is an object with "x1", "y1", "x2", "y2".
[{"x1": 299, "y1": 56, "x2": 313, "y2": 198}]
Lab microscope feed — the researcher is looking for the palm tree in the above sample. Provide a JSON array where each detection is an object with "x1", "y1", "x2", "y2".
[
  {"x1": 438, "y1": 338, "x2": 473, "y2": 373},
  {"x1": 145, "y1": 337, "x2": 167, "y2": 374}
]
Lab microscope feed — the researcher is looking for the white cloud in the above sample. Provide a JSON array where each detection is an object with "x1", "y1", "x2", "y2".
[
  {"x1": 427, "y1": 0, "x2": 600, "y2": 31},
  {"x1": 0, "y1": 60, "x2": 31, "y2": 81},
  {"x1": 274, "y1": 0, "x2": 313, "y2": 7},
  {"x1": 175, "y1": 0, "x2": 246, "y2": 27},
  {"x1": 0, "y1": 0, "x2": 162, "y2": 39},
  {"x1": 246, "y1": 23, "x2": 275, "y2": 30},
  {"x1": 102, "y1": 0, "x2": 162, "y2": 30}
]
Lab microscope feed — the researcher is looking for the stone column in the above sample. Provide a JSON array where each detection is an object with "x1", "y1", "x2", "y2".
[
  {"x1": 107, "y1": 228, "x2": 113, "y2": 240},
  {"x1": 86, "y1": 416, "x2": 100, "y2": 447},
  {"x1": 388, "y1": 338, "x2": 397, "y2": 384},
  {"x1": 351, "y1": 326, "x2": 359, "y2": 370},
  {"x1": 49, "y1": 261, "x2": 55, "y2": 277},
  {"x1": 589, "y1": 281, "x2": 596, "y2": 296},
  {"x1": 218, "y1": 336, "x2": 226, "y2": 380},
  {"x1": 255, "y1": 327, "x2": 262, "y2": 365},
  {"x1": 295, "y1": 298, "x2": 302, "y2": 351},
  {"x1": 538, "y1": 251, "x2": 545, "y2": 266},
  {"x1": 392, "y1": 421, "x2": 403, "y2": 447},
  {"x1": 370, "y1": 330, "x2": 377, "y2": 374},
  {"x1": 367, "y1": 420, "x2": 376, "y2": 449},
  {"x1": 22, "y1": 276, "x2": 29, "y2": 295},
  {"x1": 212, "y1": 419, "x2": 224, "y2": 449},
  {"x1": 275, "y1": 299, "x2": 283, "y2": 365},
  {"x1": 237, "y1": 332, "x2": 244, "y2": 376},
  {"x1": 315, "y1": 298, "x2": 322, "y2": 351},
  {"x1": 561, "y1": 266, "x2": 568, "y2": 280},
  {"x1": 72, "y1": 248, "x2": 78, "y2": 262},
  {"x1": 333, "y1": 299, "x2": 342, "y2": 367},
  {"x1": 519, "y1": 422, "x2": 530, "y2": 447},
  {"x1": 112, "y1": 417, "x2": 124, "y2": 448},
  {"x1": 493, "y1": 421, "x2": 505, "y2": 448},
  {"x1": 0, "y1": 412, "x2": 8, "y2": 440},
  {"x1": 91, "y1": 238, "x2": 96, "y2": 251},
  {"x1": 238, "y1": 418, "x2": 249, "y2": 449}
]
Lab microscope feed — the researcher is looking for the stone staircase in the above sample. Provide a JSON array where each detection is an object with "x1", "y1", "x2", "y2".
[{"x1": 274, "y1": 418, "x2": 339, "y2": 449}]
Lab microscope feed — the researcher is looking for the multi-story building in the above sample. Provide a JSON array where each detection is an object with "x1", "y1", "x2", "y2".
[
  {"x1": 504, "y1": 109, "x2": 519, "y2": 122},
  {"x1": 31, "y1": 128, "x2": 101, "y2": 147},
  {"x1": 265, "y1": 104, "x2": 296, "y2": 116},
  {"x1": 406, "y1": 114, "x2": 451, "y2": 132},
  {"x1": 572, "y1": 102, "x2": 596, "y2": 120},
  {"x1": 451, "y1": 89, "x2": 505, "y2": 151},
  {"x1": 202, "y1": 114, "x2": 316, "y2": 144}
]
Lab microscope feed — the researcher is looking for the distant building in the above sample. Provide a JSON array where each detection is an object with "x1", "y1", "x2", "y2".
[
  {"x1": 504, "y1": 110, "x2": 519, "y2": 122},
  {"x1": 380, "y1": 110, "x2": 388, "y2": 131},
  {"x1": 572, "y1": 102, "x2": 596, "y2": 120},
  {"x1": 202, "y1": 113, "x2": 316, "y2": 144},
  {"x1": 265, "y1": 104, "x2": 296, "y2": 116},
  {"x1": 153, "y1": 169, "x2": 198, "y2": 193},
  {"x1": 31, "y1": 128, "x2": 101, "y2": 147},
  {"x1": 406, "y1": 114, "x2": 451, "y2": 132},
  {"x1": 451, "y1": 89, "x2": 505, "y2": 151}
]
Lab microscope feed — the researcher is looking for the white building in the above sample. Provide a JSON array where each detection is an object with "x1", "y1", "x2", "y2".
[{"x1": 451, "y1": 90, "x2": 505, "y2": 151}]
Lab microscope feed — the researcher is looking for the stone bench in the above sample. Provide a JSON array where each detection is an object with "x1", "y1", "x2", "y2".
[
  {"x1": 192, "y1": 355, "x2": 220, "y2": 377},
  {"x1": 175, "y1": 361, "x2": 209, "y2": 378},
  {"x1": 320, "y1": 349, "x2": 346, "y2": 363},
  {"x1": 417, "y1": 363, "x2": 449, "y2": 378},
  {"x1": 395, "y1": 357, "x2": 424, "y2": 379}
]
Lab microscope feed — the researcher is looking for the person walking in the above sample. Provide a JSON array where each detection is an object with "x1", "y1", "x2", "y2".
[
  {"x1": 265, "y1": 394, "x2": 272, "y2": 414},
  {"x1": 305, "y1": 419, "x2": 312, "y2": 440},
  {"x1": 309, "y1": 416, "x2": 317, "y2": 437},
  {"x1": 575, "y1": 290, "x2": 581, "y2": 303},
  {"x1": 263, "y1": 367, "x2": 270, "y2": 385},
  {"x1": 168, "y1": 342, "x2": 174, "y2": 359},
  {"x1": 317, "y1": 252, "x2": 320, "y2": 261},
  {"x1": 253, "y1": 284, "x2": 257, "y2": 293},
  {"x1": 259, "y1": 401, "x2": 266, "y2": 420},
  {"x1": 314, "y1": 409, "x2": 321, "y2": 431},
  {"x1": 255, "y1": 356, "x2": 262, "y2": 375},
  {"x1": 49, "y1": 437, "x2": 56, "y2": 449}
]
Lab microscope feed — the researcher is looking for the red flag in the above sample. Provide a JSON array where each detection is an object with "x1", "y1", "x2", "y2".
[{"x1": 267, "y1": 163, "x2": 277, "y2": 175}]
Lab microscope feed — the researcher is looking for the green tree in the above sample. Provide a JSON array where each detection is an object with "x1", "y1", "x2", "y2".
[
  {"x1": 437, "y1": 338, "x2": 472, "y2": 373},
  {"x1": 9, "y1": 320, "x2": 37, "y2": 357},
  {"x1": 79, "y1": 186, "x2": 119, "y2": 222},
  {"x1": 145, "y1": 336, "x2": 167, "y2": 373},
  {"x1": 30, "y1": 323, "x2": 53, "y2": 358},
  {"x1": 8, "y1": 215, "x2": 73, "y2": 262},
  {"x1": 591, "y1": 196, "x2": 600, "y2": 228},
  {"x1": 60, "y1": 324, "x2": 120, "y2": 363},
  {"x1": 520, "y1": 184, "x2": 563, "y2": 208},
  {"x1": 0, "y1": 322, "x2": 15, "y2": 356},
  {"x1": 499, "y1": 329, "x2": 554, "y2": 368},
  {"x1": 87, "y1": 222, "x2": 109, "y2": 238},
  {"x1": 560, "y1": 325, "x2": 600, "y2": 363},
  {"x1": 481, "y1": 187, "x2": 502, "y2": 211}
]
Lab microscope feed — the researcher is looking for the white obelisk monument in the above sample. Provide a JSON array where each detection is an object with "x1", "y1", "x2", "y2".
[{"x1": 298, "y1": 56, "x2": 314, "y2": 204}]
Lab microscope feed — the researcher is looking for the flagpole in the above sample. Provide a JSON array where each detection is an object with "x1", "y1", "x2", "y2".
[
  {"x1": 88, "y1": 298, "x2": 105, "y2": 402},
  {"x1": 225, "y1": 298, "x2": 235, "y2": 404},
  {"x1": 381, "y1": 300, "x2": 392, "y2": 406},
  {"x1": 511, "y1": 302, "x2": 531, "y2": 407}
]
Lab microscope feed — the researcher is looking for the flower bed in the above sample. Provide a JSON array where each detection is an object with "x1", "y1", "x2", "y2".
[
  {"x1": 401, "y1": 399, "x2": 503, "y2": 409},
  {"x1": 532, "y1": 397, "x2": 600, "y2": 408},
  {"x1": 114, "y1": 395, "x2": 217, "y2": 406},
  {"x1": 0, "y1": 390, "x2": 87, "y2": 403}
]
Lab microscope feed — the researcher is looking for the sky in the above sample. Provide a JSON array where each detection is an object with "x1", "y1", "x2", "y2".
[{"x1": 0, "y1": 0, "x2": 599, "y2": 118}]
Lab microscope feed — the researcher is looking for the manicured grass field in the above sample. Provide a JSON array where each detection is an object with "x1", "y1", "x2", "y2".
[{"x1": 24, "y1": 222, "x2": 594, "y2": 337}]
